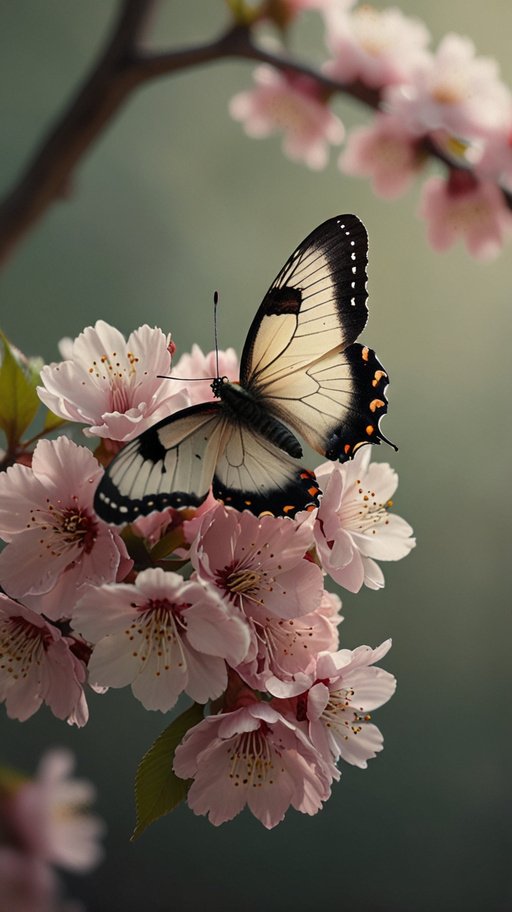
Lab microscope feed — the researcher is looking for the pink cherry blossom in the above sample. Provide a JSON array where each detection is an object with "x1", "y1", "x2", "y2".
[
  {"x1": 73, "y1": 567, "x2": 251, "y2": 712},
  {"x1": 171, "y1": 344, "x2": 239, "y2": 406},
  {"x1": 419, "y1": 170, "x2": 512, "y2": 260},
  {"x1": 235, "y1": 588, "x2": 339, "y2": 691},
  {"x1": 340, "y1": 114, "x2": 426, "y2": 198},
  {"x1": 3, "y1": 749, "x2": 104, "y2": 873},
  {"x1": 475, "y1": 122, "x2": 512, "y2": 185},
  {"x1": 229, "y1": 65, "x2": 344, "y2": 170},
  {"x1": 386, "y1": 33, "x2": 511, "y2": 140},
  {"x1": 189, "y1": 505, "x2": 323, "y2": 621},
  {"x1": 0, "y1": 595, "x2": 88, "y2": 725},
  {"x1": 173, "y1": 701, "x2": 334, "y2": 828},
  {"x1": 37, "y1": 320, "x2": 189, "y2": 442},
  {"x1": 305, "y1": 640, "x2": 396, "y2": 768},
  {"x1": 314, "y1": 447, "x2": 415, "y2": 592},
  {"x1": 325, "y1": 5, "x2": 430, "y2": 89},
  {"x1": 272, "y1": 640, "x2": 395, "y2": 768},
  {"x1": 0, "y1": 437, "x2": 132, "y2": 619}
]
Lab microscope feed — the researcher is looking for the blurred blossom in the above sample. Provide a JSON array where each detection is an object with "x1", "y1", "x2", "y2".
[
  {"x1": 171, "y1": 344, "x2": 239, "y2": 405},
  {"x1": 325, "y1": 5, "x2": 430, "y2": 88},
  {"x1": 0, "y1": 437, "x2": 131, "y2": 619},
  {"x1": 313, "y1": 447, "x2": 415, "y2": 592},
  {"x1": 340, "y1": 114, "x2": 426, "y2": 198},
  {"x1": 0, "y1": 595, "x2": 88, "y2": 724},
  {"x1": 386, "y1": 33, "x2": 511, "y2": 140},
  {"x1": 4, "y1": 749, "x2": 104, "y2": 873},
  {"x1": 173, "y1": 701, "x2": 335, "y2": 827},
  {"x1": 73, "y1": 567, "x2": 250, "y2": 712},
  {"x1": 230, "y1": 65, "x2": 345, "y2": 169},
  {"x1": 38, "y1": 320, "x2": 189, "y2": 442},
  {"x1": 419, "y1": 171, "x2": 512, "y2": 260}
]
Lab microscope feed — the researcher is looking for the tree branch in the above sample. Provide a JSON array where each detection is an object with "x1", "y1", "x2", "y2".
[{"x1": 0, "y1": 4, "x2": 509, "y2": 266}]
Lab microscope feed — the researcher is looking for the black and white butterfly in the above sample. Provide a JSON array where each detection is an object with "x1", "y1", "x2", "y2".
[{"x1": 94, "y1": 215, "x2": 394, "y2": 525}]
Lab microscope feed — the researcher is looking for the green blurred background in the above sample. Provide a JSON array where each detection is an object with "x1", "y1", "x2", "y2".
[{"x1": 1, "y1": 2, "x2": 511, "y2": 910}]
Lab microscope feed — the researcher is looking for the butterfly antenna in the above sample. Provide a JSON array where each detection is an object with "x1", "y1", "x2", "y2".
[{"x1": 213, "y1": 290, "x2": 220, "y2": 380}]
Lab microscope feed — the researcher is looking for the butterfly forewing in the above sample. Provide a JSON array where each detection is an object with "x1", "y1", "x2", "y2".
[
  {"x1": 94, "y1": 404, "x2": 227, "y2": 523},
  {"x1": 241, "y1": 215, "x2": 368, "y2": 391}
]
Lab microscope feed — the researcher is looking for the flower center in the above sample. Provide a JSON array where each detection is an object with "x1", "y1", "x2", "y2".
[
  {"x1": 228, "y1": 726, "x2": 279, "y2": 789},
  {"x1": 87, "y1": 350, "x2": 149, "y2": 413},
  {"x1": 323, "y1": 688, "x2": 372, "y2": 737},
  {"x1": 125, "y1": 598, "x2": 188, "y2": 674},
  {"x1": 340, "y1": 480, "x2": 392, "y2": 535},
  {"x1": 0, "y1": 616, "x2": 50, "y2": 682},
  {"x1": 28, "y1": 500, "x2": 98, "y2": 557},
  {"x1": 226, "y1": 569, "x2": 262, "y2": 594}
]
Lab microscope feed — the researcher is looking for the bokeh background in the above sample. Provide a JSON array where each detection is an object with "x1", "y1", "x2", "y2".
[{"x1": 1, "y1": 2, "x2": 512, "y2": 910}]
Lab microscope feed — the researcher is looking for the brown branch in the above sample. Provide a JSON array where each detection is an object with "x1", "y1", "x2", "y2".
[
  {"x1": 0, "y1": 0, "x2": 156, "y2": 265},
  {"x1": 0, "y1": 4, "x2": 510, "y2": 266}
]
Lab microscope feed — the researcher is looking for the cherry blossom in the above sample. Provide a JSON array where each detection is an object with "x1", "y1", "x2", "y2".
[
  {"x1": 0, "y1": 436, "x2": 132, "y2": 619},
  {"x1": 235, "y1": 589, "x2": 339, "y2": 691},
  {"x1": 37, "y1": 320, "x2": 189, "y2": 442},
  {"x1": 171, "y1": 344, "x2": 239, "y2": 406},
  {"x1": 314, "y1": 447, "x2": 415, "y2": 592},
  {"x1": 229, "y1": 65, "x2": 344, "y2": 170},
  {"x1": 419, "y1": 170, "x2": 512, "y2": 260},
  {"x1": 0, "y1": 595, "x2": 88, "y2": 724},
  {"x1": 386, "y1": 33, "x2": 511, "y2": 140},
  {"x1": 325, "y1": 5, "x2": 430, "y2": 89},
  {"x1": 173, "y1": 701, "x2": 334, "y2": 828},
  {"x1": 73, "y1": 567, "x2": 251, "y2": 712},
  {"x1": 3, "y1": 749, "x2": 104, "y2": 873},
  {"x1": 340, "y1": 114, "x2": 426, "y2": 198},
  {"x1": 189, "y1": 505, "x2": 323, "y2": 620},
  {"x1": 303, "y1": 640, "x2": 395, "y2": 768}
]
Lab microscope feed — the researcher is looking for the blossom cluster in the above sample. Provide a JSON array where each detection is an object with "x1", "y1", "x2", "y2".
[
  {"x1": 0, "y1": 748, "x2": 103, "y2": 912},
  {"x1": 0, "y1": 322, "x2": 415, "y2": 828},
  {"x1": 229, "y1": 0, "x2": 512, "y2": 259}
]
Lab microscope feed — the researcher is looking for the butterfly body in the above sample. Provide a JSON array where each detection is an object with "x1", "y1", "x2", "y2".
[
  {"x1": 211, "y1": 377, "x2": 303, "y2": 459},
  {"x1": 94, "y1": 215, "x2": 395, "y2": 525}
]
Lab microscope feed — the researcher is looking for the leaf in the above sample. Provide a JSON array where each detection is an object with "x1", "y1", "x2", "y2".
[
  {"x1": 0, "y1": 765, "x2": 29, "y2": 797},
  {"x1": 43, "y1": 409, "x2": 69, "y2": 432},
  {"x1": 149, "y1": 527, "x2": 186, "y2": 561},
  {"x1": 131, "y1": 702, "x2": 204, "y2": 840},
  {"x1": 0, "y1": 332, "x2": 41, "y2": 447}
]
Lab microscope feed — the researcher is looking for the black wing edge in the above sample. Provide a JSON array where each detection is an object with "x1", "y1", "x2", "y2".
[
  {"x1": 240, "y1": 214, "x2": 369, "y2": 384},
  {"x1": 324, "y1": 343, "x2": 398, "y2": 462},
  {"x1": 93, "y1": 402, "x2": 223, "y2": 525},
  {"x1": 213, "y1": 467, "x2": 321, "y2": 519}
]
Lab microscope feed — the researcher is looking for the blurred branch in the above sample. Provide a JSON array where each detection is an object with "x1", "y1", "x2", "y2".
[{"x1": 0, "y1": 2, "x2": 509, "y2": 266}]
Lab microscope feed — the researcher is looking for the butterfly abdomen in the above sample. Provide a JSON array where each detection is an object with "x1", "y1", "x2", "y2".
[{"x1": 217, "y1": 380, "x2": 303, "y2": 459}]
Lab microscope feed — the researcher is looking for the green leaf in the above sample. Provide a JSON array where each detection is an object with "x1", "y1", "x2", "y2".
[
  {"x1": 43, "y1": 409, "x2": 69, "y2": 433},
  {"x1": 131, "y1": 702, "x2": 204, "y2": 840},
  {"x1": 0, "y1": 332, "x2": 41, "y2": 447},
  {"x1": 0, "y1": 765, "x2": 29, "y2": 797}
]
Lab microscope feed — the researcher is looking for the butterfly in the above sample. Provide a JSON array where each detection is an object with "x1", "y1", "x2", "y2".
[{"x1": 94, "y1": 214, "x2": 395, "y2": 525}]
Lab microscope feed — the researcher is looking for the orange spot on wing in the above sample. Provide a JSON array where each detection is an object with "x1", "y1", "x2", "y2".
[
  {"x1": 283, "y1": 505, "x2": 295, "y2": 513},
  {"x1": 344, "y1": 444, "x2": 351, "y2": 455},
  {"x1": 369, "y1": 398, "x2": 385, "y2": 412},
  {"x1": 372, "y1": 370, "x2": 387, "y2": 388},
  {"x1": 366, "y1": 425, "x2": 374, "y2": 435},
  {"x1": 308, "y1": 486, "x2": 318, "y2": 497},
  {"x1": 362, "y1": 346, "x2": 369, "y2": 361}
]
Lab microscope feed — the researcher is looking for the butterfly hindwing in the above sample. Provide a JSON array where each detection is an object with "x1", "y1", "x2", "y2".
[
  {"x1": 94, "y1": 403, "x2": 226, "y2": 523},
  {"x1": 212, "y1": 423, "x2": 320, "y2": 517}
]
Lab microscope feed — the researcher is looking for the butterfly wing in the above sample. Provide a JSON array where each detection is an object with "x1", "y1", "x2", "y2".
[
  {"x1": 213, "y1": 422, "x2": 320, "y2": 518},
  {"x1": 240, "y1": 214, "x2": 393, "y2": 461},
  {"x1": 94, "y1": 403, "x2": 227, "y2": 524}
]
